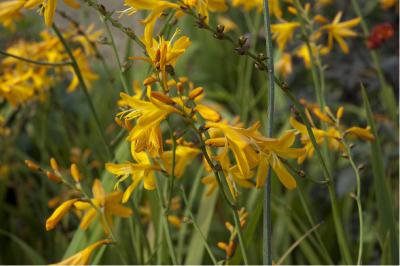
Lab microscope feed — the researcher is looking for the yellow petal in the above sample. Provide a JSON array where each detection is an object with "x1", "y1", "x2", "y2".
[
  {"x1": 92, "y1": 179, "x2": 105, "y2": 206},
  {"x1": 79, "y1": 208, "x2": 97, "y2": 230},
  {"x1": 46, "y1": 199, "x2": 77, "y2": 231},
  {"x1": 51, "y1": 239, "x2": 112, "y2": 265},
  {"x1": 195, "y1": 104, "x2": 221, "y2": 122},
  {"x1": 44, "y1": 0, "x2": 57, "y2": 26},
  {"x1": 107, "y1": 203, "x2": 133, "y2": 217},
  {"x1": 256, "y1": 156, "x2": 269, "y2": 189},
  {"x1": 270, "y1": 155, "x2": 297, "y2": 190},
  {"x1": 345, "y1": 126, "x2": 375, "y2": 141}
]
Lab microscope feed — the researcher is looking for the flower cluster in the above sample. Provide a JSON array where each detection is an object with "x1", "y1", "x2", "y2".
[{"x1": 0, "y1": 25, "x2": 100, "y2": 106}]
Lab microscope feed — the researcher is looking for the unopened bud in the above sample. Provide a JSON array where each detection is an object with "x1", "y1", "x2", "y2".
[
  {"x1": 216, "y1": 24, "x2": 225, "y2": 33},
  {"x1": 143, "y1": 76, "x2": 157, "y2": 86},
  {"x1": 25, "y1": 160, "x2": 40, "y2": 171},
  {"x1": 46, "y1": 171, "x2": 61, "y2": 183},
  {"x1": 70, "y1": 163, "x2": 82, "y2": 182},
  {"x1": 177, "y1": 82, "x2": 184, "y2": 94},
  {"x1": 50, "y1": 158, "x2": 59, "y2": 172},
  {"x1": 238, "y1": 35, "x2": 247, "y2": 46},
  {"x1": 189, "y1": 87, "x2": 204, "y2": 99},
  {"x1": 151, "y1": 92, "x2": 176, "y2": 105}
]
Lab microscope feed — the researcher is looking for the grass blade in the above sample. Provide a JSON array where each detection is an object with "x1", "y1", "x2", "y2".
[
  {"x1": 0, "y1": 229, "x2": 46, "y2": 265},
  {"x1": 361, "y1": 84, "x2": 399, "y2": 264}
]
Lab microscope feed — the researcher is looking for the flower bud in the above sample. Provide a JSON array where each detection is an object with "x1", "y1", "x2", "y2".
[
  {"x1": 25, "y1": 160, "x2": 40, "y2": 171},
  {"x1": 189, "y1": 87, "x2": 204, "y2": 99},
  {"x1": 50, "y1": 157, "x2": 59, "y2": 172},
  {"x1": 70, "y1": 163, "x2": 82, "y2": 182},
  {"x1": 151, "y1": 92, "x2": 176, "y2": 105}
]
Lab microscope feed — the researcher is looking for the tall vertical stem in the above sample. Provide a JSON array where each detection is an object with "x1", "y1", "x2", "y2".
[
  {"x1": 52, "y1": 24, "x2": 112, "y2": 160},
  {"x1": 101, "y1": 18, "x2": 130, "y2": 94},
  {"x1": 262, "y1": 1, "x2": 275, "y2": 264}
]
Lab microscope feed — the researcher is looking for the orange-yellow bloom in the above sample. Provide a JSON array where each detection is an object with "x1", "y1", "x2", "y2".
[
  {"x1": 51, "y1": 239, "x2": 112, "y2": 265},
  {"x1": 74, "y1": 179, "x2": 133, "y2": 234},
  {"x1": 320, "y1": 11, "x2": 361, "y2": 54}
]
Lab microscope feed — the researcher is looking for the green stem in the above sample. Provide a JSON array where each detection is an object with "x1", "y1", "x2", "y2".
[
  {"x1": 0, "y1": 50, "x2": 72, "y2": 66},
  {"x1": 279, "y1": 84, "x2": 352, "y2": 264},
  {"x1": 262, "y1": 1, "x2": 275, "y2": 264},
  {"x1": 232, "y1": 209, "x2": 249, "y2": 265},
  {"x1": 52, "y1": 24, "x2": 112, "y2": 160},
  {"x1": 154, "y1": 174, "x2": 178, "y2": 264},
  {"x1": 180, "y1": 186, "x2": 218, "y2": 265},
  {"x1": 342, "y1": 141, "x2": 364, "y2": 265},
  {"x1": 82, "y1": 0, "x2": 146, "y2": 50},
  {"x1": 296, "y1": 188, "x2": 334, "y2": 264},
  {"x1": 166, "y1": 120, "x2": 177, "y2": 211},
  {"x1": 101, "y1": 18, "x2": 130, "y2": 94}
]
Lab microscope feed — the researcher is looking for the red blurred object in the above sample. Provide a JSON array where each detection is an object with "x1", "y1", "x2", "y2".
[{"x1": 367, "y1": 23, "x2": 395, "y2": 49}]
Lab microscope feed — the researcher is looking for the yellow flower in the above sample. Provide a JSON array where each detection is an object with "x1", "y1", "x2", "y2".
[
  {"x1": 74, "y1": 179, "x2": 133, "y2": 235},
  {"x1": 51, "y1": 239, "x2": 112, "y2": 265},
  {"x1": 124, "y1": 0, "x2": 179, "y2": 24},
  {"x1": 106, "y1": 144, "x2": 159, "y2": 202},
  {"x1": 290, "y1": 105, "x2": 375, "y2": 163},
  {"x1": 320, "y1": 11, "x2": 361, "y2": 54},
  {"x1": 380, "y1": 0, "x2": 398, "y2": 9},
  {"x1": 67, "y1": 49, "x2": 99, "y2": 92},
  {"x1": 271, "y1": 22, "x2": 300, "y2": 51},
  {"x1": 183, "y1": 0, "x2": 228, "y2": 23},
  {"x1": 161, "y1": 145, "x2": 201, "y2": 178},
  {"x1": 24, "y1": 0, "x2": 80, "y2": 26},
  {"x1": 46, "y1": 199, "x2": 78, "y2": 231},
  {"x1": 231, "y1": 0, "x2": 282, "y2": 17},
  {"x1": 295, "y1": 43, "x2": 329, "y2": 68},
  {"x1": 345, "y1": 126, "x2": 375, "y2": 141},
  {"x1": 0, "y1": 0, "x2": 25, "y2": 24},
  {"x1": 254, "y1": 130, "x2": 305, "y2": 189},
  {"x1": 217, "y1": 16, "x2": 238, "y2": 32},
  {"x1": 132, "y1": 21, "x2": 191, "y2": 87},
  {"x1": 275, "y1": 52, "x2": 293, "y2": 77},
  {"x1": 205, "y1": 121, "x2": 259, "y2": 177},
  {"x1": 117, "y1": 90, "x2": 180, "y2": 157},
  {"x1": 290, "y1": 116, "x2": 337, "y2": 163}
]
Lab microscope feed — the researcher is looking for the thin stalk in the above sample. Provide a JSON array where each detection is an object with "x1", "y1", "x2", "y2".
[
  {"x1": 232, "y1": 209, "x2": 249, "y2": 265},
  {"x1": 101, "y1": 18, "x2": 130, "y2": 94},
  {"x1": 56, "y1": 10, "x2": 114, "y2": 85},
  {"x1": 180, "y1": 186, "x2": 218, "y2": 265},
  {"x1": 296, "y1": 188, "x2": 333, "y2": 264},
  {"x1": 351, "y1": 0, "x2": 398, "y2": 122},
  {"x1": 0, "y1": 50, "x2": 72, "y2": 66},
  {"x1": 166, "y1": 120, "x2": 177, "y2": 211},
  {"x1": 52, "y1": 24, "x2": 112, "y2": 160},
  {"x1": 176, "y1": 167, "x2": 203, "y2": 263},
  {"x1": 154, "y1": 174, "x2": 178, "y2": 265},
  {"x1": 342, "y1": 141, "x2": 363, "y2": 265},
  {"x1": 279, "y1": 85, "x2": 352, "y2": 264},
  {"x1": 262, "y1": 1, "x2": 275, "y2": 264},
  {"x1": 82, "y1": 0, "x2": 146, "y2": 50},
  {"x1": 276, "y1": 223, "x2": 321, "y2": 265}
]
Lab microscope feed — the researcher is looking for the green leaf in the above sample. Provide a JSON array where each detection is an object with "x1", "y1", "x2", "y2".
[
  {"x1": 0, "y1": 229, "x2": 46, "y2": 265},
  {"x1": 230, "y1": 191, "x2": 263, "y2": 265},
  {"x1": 361, "y1": 84, "x2": 399, "y2": 264},
  {"x1": 184, "y1": 188, "x2": 218, "y2": 265}
]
